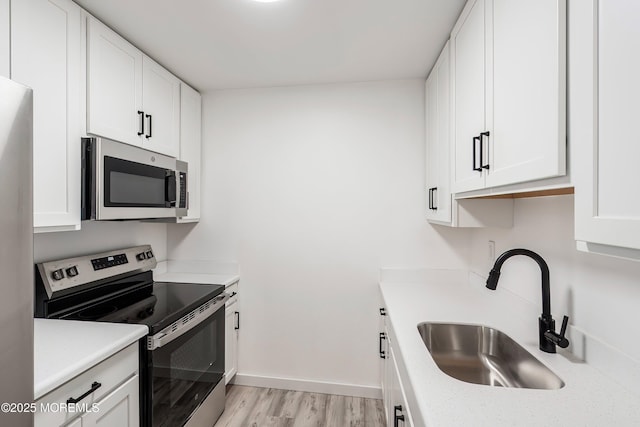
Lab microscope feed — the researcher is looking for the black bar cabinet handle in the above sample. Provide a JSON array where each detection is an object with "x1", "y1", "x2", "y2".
[
  {"x1": 379, "y1": 307, "x2": 386, "y2": 316},
  {"x1": 394, "y1": 405, "x2": 405, "y2": 427},
  {"x1": 67, "y1": 381, "x2": 101, "y2": 405},
  {"x1": 473, "y1": 136, "x2": 482, "y2": 171},
  {"x1": 234, "y1": 311, "x2": 240, "y2": 330},
  {"x1": 146, "y1": 114, "x2": 152, "y2": 139},
  {"x1": 480, "y1": 131, "x2": 490, "y2": 169},
  {"x1": 428, "y1": 188, "x2": 432, "y2": 210},
  {"x1": 379, "y1": 332, "x2": 386, "y2": 359},
  {"x1": 137, "y1": 111, "x2": 144, "y2": 136},
  {"x1": 432, "y1": 187, "x2": 438, "y2": 210}
]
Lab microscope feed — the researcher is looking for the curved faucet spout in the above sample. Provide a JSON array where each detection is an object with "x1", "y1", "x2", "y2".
[
  {"x1": 486, "y1": 248, "x2": 551, "y2": 318},
  {"x1": 485, "y1": 248, "x2": 567, "y2": 354}
]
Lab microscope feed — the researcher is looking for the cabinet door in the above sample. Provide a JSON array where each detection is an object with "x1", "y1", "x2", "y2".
[
  {"x1": 178, "y1": 83, "x2": 202, "y2": 222},
  {"x1": 378, "y1": 310, "x2": 388, "y2": 419},
  {"x1": 11, "y1": 0, "x2": 82, "y2": 232},
  {"x1": 434, "y1": 43, "x2": 451, "y2": 223},
  {"x1": 87, "y1": 16, "x2": 143, "y2": 147},
  {"x1": 0, "y1": 0, "x2": 8, "y2": 78},
  {"x1": 451, "y1": 0, "x2": 486, "y2": 193},
  {"x1": 382, "y1": 329, "x2": 393, "y2": 425},
  {"x1": 386, "y1": 346, "x2": 414, "y2": 427},
  {"x1": 575, "y1": 0, "x2": 640, "y2": 253},
  {"x1": 141, "y1": 56, "x2": 180, "y2": 157},
  {"x1": 425, "y1": 73, "x2": 439, "y2": 220},
  {"x1": 485, "y1": 0, "x2": 566, "y2": 188},
  {"x1": 82, "y1": 375, "x2": 139, "y2": 427},
  {"x1": 225, "y1": 303, "x2": 238, "y2": 384}
]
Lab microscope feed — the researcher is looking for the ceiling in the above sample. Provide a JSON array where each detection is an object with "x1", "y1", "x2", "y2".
[{"x1": 74, "y1": 0, "x2": 465, "y2": 92}]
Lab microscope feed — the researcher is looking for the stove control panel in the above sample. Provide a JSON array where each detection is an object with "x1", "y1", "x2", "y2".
[
  {"x1": 37, "y1": 245, "x2": 157, "y2": 298},
  {"x1": 91, "y1": 254, "x2": 129, "y2": 270}
]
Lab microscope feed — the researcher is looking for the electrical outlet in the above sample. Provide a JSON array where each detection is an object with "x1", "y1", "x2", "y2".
[{"x1": 488, "y1": 240, "x2": 496, "y2": 265}]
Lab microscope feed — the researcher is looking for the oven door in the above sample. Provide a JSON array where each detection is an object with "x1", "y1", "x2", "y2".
[
  {"x1": 144, "y1": 299, "x2": 226, "y2": 427},
  {"x1": 83, "y1": 137, "x2": 179, "y2": 220}
]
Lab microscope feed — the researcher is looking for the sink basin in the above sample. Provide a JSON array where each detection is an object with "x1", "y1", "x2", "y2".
[{"x1": 417, "y1": 322, "x2": 564, "y2": 390}]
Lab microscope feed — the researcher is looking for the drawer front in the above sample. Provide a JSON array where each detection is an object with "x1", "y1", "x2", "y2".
[
  {"x1": 35, "y1": 343, "x2": 138, "y2": 426},
  {"x1": 226, "y1": 281, "x2": 239, "y2": 305}
]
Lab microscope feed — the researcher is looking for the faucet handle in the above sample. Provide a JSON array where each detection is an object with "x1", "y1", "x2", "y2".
[
  {"x1": 559, "y1": 315, "x2": 569, "y2": 337},
  {"x1": 544, "y1": 315, "x2": 570, "y2": 349}
]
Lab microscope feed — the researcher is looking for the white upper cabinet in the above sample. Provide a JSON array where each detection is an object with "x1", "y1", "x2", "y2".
[
  {"x1": 425, "y1": 42, "x2": 452, "y2": 224},
  {"x1": 451, "y1": 0, "x2": 566, "y2": 194},
  {"x1": 574, "y1": 0, "x2": 640, "y2": 258},
  {"x1": 0, "y1": 0, "x2": 8, "y2": 78},
  {"x1": 142, "y1": 56, "x2": 180, "y2": 158},
  {"x1": 87, "y1": 16, "x2": 179, "y2": 157},
  {"x1": 11, "y1": 0, "x2": 82, "y2": 232},
  {"x1": 178, "y1": 82, "x2": 202, "y2": 222},
  {"x1": 426, "y1": 40, "x2": 513, "y2": 228},
  {"x1": 451, "y1": 0, "x2": 486, "y2": 193},
  {"x1": 87, "y1": 16, "x2": 143, "y2": 148}
]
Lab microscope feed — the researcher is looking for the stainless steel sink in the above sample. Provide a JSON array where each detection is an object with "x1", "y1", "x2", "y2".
[{"x1": 417, "y1": 322, "x2": 564, "y2": 390}]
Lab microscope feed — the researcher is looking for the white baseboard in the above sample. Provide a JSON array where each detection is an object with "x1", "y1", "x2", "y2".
[{"x1": 231, "y1": 374, "x2": 382, "y2": 399}]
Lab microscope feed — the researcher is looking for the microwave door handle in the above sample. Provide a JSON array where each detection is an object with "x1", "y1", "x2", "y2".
[{"x1": 165, "y1": 171, "x2": 177, "y2": 207}]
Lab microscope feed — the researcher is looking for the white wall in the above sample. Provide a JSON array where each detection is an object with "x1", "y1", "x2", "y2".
[
  {"x1": 34, "y1": 221, "x2": 167, "y2": 263},
  {"x1": 167, "y1": 80, "x2": 471, "y2": 393},
  {"x1": 469, "y1": 195, "x2": 640, "y2": 393}
]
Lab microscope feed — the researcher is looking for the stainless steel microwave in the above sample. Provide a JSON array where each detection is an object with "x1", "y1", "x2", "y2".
[{"x1": 82, "y1": 137, "x2": 188, "y2": 220}]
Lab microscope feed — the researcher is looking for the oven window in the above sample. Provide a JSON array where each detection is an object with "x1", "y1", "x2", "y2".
[
  {"x1": 104, "y1": 156, "x2": 168, "y2": 207},
  {"x1": 150, "y1": 309, "x2": 224, "y2": 427}
]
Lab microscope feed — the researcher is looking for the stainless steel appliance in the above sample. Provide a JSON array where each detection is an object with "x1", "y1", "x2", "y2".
[
  {"x1": 82, "y1": 137, "x2": 188, "y2": 221},
  {"x1": 0, "y1": 76, "x2": 34, "y2": 427},
  {"x1": 34, "y1": 245, "x2": 227, "y2": 427}
]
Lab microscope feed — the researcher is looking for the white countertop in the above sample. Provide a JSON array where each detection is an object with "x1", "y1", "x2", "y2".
[
  {"x1": 154, "y1": 271, "x2": 239, "y2": 288},
  {"x1": 380, "y1": 271, "x2": 640, "y2": 427},
  {"x1": 34, "y1": 319, "x2": 148, "y2": 400}
]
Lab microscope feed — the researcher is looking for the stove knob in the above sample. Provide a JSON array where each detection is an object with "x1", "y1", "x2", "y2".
[
  {"x1": 145, "y1": 251, "x2": 154, "y2": 259},
  {"x1": 136, "y1": 252, "x2": 147, "y2": 261},
  {"x1": 51, "y1": 269, "x2": 64, "y2": 281},
  {"x1": 66, "y1": 266, "x2": 79, "y2": 278}
]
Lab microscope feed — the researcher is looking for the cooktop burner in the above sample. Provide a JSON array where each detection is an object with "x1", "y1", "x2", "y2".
[
  {"x1": 59, "y1": 280, "x2": 224, "y2": 334},
  {"x1": 77, "y1": 304, "x2": 118, "y2": 320}
]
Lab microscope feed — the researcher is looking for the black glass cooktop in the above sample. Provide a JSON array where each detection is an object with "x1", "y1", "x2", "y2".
[{"x1": 62, "y1": 279, "x2": 224, "y2": 334}]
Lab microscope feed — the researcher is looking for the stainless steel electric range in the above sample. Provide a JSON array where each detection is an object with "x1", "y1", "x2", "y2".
[{"x1": 34, "y1": 245, "x2": 228, "y2": 427}]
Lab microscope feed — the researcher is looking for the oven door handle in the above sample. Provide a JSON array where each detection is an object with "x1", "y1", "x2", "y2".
[{"x1": 147, "y1": 293, "x2": 229, "y2": 350}]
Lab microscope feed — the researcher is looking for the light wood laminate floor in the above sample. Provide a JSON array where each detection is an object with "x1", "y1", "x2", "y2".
[{"x1": 214, "y1": 385, "x2": 386, "y2": 427}]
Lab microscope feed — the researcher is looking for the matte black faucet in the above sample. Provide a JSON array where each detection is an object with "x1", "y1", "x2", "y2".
[{"x1": 486, "y1": 248, "x2": 570, "y2": 353}]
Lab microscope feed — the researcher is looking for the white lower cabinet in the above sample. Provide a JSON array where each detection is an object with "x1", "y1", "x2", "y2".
[
  {"x1": 35, "y1": 343, "x2": 139, "y2": 427},
  {"x1": 11, "y1": 0, "x2": 82, "y2": 232},
  {"x1": 81, "y1": 375, "x2": 139, "y2": 427},
  {"x1": 381, "y1": 318, "x2": 414, "y2": 427},
  {"x1": 225, "y1": 282, "x2": 239, "y2": 384},
  {"x1": 388, "y1": 347, "x2": 414, "y2": 427}
]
